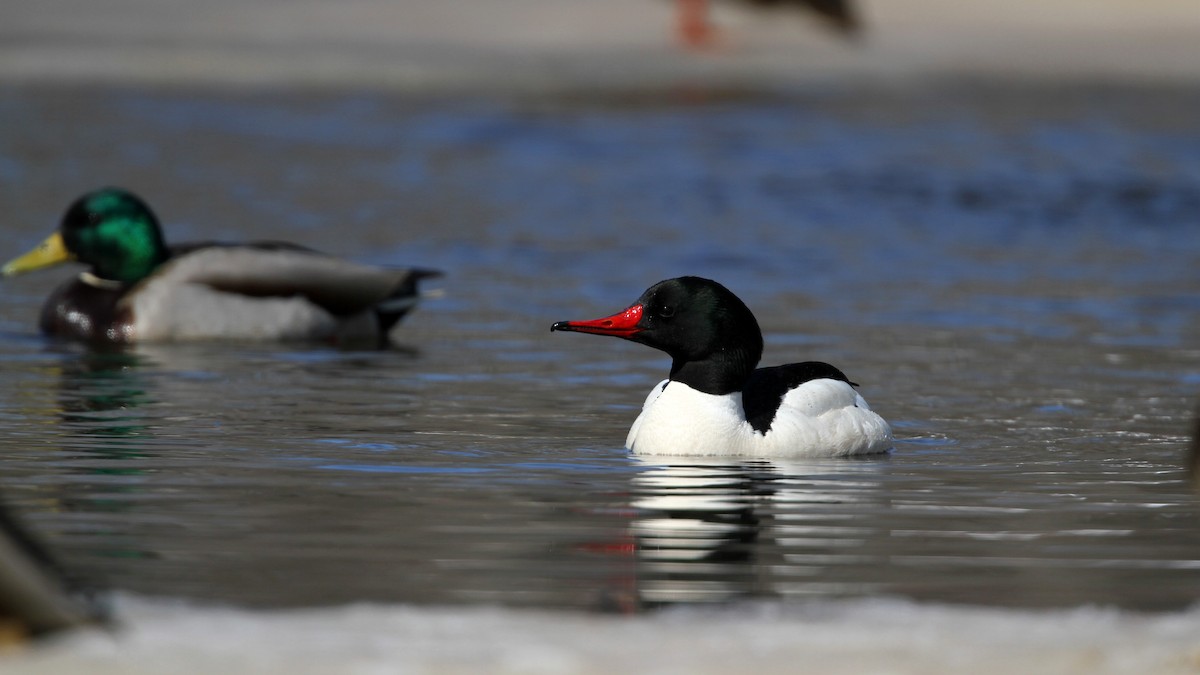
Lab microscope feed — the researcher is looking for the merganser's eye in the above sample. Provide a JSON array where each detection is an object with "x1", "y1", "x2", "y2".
[{"x1": 658, "y1": 305, "x2": 675, "y2": 318}]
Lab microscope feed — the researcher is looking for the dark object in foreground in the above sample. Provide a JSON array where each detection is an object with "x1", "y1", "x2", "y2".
[{"x1": 0, "y1": 501, "x2": 101, "y2": 645}]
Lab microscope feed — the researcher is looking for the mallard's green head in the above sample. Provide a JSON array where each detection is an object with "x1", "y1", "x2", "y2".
[{"x1": 3, "y1": 188, "x2": 170, "y2": 284}]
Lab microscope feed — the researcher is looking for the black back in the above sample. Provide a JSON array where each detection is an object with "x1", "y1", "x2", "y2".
[{"x1": 742, "y1": 361, "x2": 857, "y2": 434}]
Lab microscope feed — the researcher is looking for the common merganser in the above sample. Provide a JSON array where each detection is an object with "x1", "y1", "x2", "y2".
[{"x1": 552, "y1": 276, "x2": 892, "y2": 457}]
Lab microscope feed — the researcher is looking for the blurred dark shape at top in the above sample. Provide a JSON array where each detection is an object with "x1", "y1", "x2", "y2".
[
  {"x1": 745, "y1": 0, "x2": 859, "y2": 33},
  {"x1": 677, "y1": 0, "x2": 860, "y2": 50}
]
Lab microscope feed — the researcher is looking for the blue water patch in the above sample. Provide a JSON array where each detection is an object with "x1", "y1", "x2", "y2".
[
  {"x1": 505, "y1": 461, "x2": 640, "y2": 474},
  {"x1": 3, "y1": 84, "x2": 1200, "y2": 615},
  {"x1": 316, "y1": 464, "x2": 498, "y2": 475},
  {"x1": 1035, "y1": 404, "x2": 1077, "y2": 414},
  {"x1": 313, "y1": 439, "x2": 404, "y2": 452}
]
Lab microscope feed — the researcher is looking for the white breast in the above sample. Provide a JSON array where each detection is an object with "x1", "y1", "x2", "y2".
[{"x1": 626, "y1": 379, "x2": 892, "y2": 458}]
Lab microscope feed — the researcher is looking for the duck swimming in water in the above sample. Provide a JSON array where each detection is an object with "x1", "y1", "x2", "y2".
[
  {"x1": 2, "y1": 188, "x2": 438, "y2": 346},
  {"x1": 552, "y1": 276, "x2": 891, "y2": 457}
]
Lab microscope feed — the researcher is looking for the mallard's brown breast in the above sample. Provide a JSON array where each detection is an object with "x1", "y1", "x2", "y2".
[{"x1": 38, "y1": 277, "x2": 135, "y2": 344}]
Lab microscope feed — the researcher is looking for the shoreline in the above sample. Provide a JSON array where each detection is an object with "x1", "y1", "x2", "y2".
[{"x1": 2, "y1": 1, "x2": 1198, "y2": 92}]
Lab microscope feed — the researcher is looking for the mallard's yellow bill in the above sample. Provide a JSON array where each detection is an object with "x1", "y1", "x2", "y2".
[{"x1": 2, "y1": 232, "x2": 75, "y2": 277}]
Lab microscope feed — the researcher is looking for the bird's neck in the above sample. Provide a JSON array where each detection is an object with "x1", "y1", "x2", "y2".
[{"x1": 670, "y1": 346, "x2": 759, "y2": 396}]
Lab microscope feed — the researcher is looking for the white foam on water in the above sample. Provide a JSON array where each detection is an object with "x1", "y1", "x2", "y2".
[{"x1": 5, "y1": 595, "x2": 1200, "y2": 675}]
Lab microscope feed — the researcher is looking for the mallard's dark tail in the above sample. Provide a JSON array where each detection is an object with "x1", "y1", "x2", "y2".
[{"x1": 376, "y1": 268, "x2": 443, "y2": 334}]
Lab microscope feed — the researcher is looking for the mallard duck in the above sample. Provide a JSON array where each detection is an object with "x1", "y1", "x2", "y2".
[
  {"x1": 553, "y1": 276, "x2": 891, "y2": 457},
  {"x1": 1, "y1": 188, "x2": 439, "y2": 346},
  {"x1": 676, "y1": 0, "x2": 860, "y2": 49}
]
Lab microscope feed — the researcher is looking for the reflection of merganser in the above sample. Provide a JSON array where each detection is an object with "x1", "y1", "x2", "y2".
[
  {"x1": 676, "y1": 0, "x2": 861, "y2": 50},
  {"x1": 1190, "y1": 413, "x2": 1199, "y2": 489},
  {"x1": 552, "y1": 276, "x2": 892, "y2": 457},
  {"x1": 2, "y1": 188, "x2": 439, "y2": 346}
]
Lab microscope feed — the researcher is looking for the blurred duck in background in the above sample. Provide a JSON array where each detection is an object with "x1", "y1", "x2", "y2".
[
  {"x1": 675, "y1": 0, "x2": 861, "y2": 49},
  {"x1": 2, "y1": 188, "x2": 440, "y2": 347}
]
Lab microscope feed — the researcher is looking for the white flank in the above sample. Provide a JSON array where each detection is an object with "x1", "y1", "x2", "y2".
[
  {"x1": 127, "y1": 282, "x2": 344, "y2": 342},
  {"x1": 115, "y1": 247, "x2": 414, "y2": 342},
  {"x1": 627, "y1": 379, "x2": 893, "y2": 458}
]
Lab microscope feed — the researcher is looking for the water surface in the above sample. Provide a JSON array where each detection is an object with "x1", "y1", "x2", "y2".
[{"x1": 0, "y1": 83, "x2": 1198, "y2": 620}]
